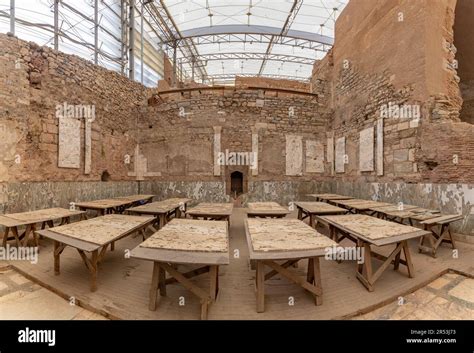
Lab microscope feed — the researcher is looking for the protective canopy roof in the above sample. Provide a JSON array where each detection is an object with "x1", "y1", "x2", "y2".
[{"x1": 150, "y1": 0, "x2": 348, "y2": 84}]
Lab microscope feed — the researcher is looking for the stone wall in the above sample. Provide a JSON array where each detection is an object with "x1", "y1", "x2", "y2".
[
  {"x1": 454, "y1": 0, "x2": 474, "y2": 124},
  {"x1": 0, "y1": 33, "x2": 148, "y2": 185},
  {"x1": 142, "y1": 87, "x2": 331, "y2": 185},
  {"x1": 333, "y1": 181, "x2": 474, "y2": 237},
  {"x1": 235, "y1": 76, "x2": 310, "y2": 92},
  {"x1": 310, "y1": 0, "x2": 473, "y2": 185}
]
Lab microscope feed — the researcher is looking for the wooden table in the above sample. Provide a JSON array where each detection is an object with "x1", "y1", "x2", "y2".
[
  {"x1": 294, "y1": 201, "x2": 348, "y2": 228},
  {"x1": 131, "y1": 218, "x2": 229, "y2": 320},
  {"x1": 419, "y1": 214, "x2": 464, "y2": 257},
  {"x1": 0, "y1": 208, "x2": 85, "y2": 247},
  {"x1": 246, "y1": 202, "x2": 290, "y2": 218},
  {"x1": 186, "y1": 203, "x2": 233, "y2": 227},
  {"x1": 127, "y1": 198, "x2": 192, "y2": 229},
  {"x1": 370, "y1": 207, "x2": 440, "y2": 225},
  {"x1": 36, "y1": 214, "x2": 155, "y2": 292},
  {"x1": 330, "y1": 199, "x2": 393, "y2": 214},
  {"x1": 114, "y1": 194, "x2": 155, "y2": 207},
  {"x1": 245, "y1": 218, "x2": 338, "y2": 313},
  {"x1": 75, "y1": 194, "x2": 155, "y2": 216},
  {"x1": 307, "y1": 194, "x2": 354, "y2": 202},
  {"x1": 319, "y1": 214, "x2": 430, "y2": 292}
]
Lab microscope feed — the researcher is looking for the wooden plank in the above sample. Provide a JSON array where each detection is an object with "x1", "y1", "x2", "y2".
[{"x1": 131, "y1": 245, "x2": 230, "y2": 266}]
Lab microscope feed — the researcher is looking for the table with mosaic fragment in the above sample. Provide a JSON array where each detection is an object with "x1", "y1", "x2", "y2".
[
  {"x1": 127, "y1": 198, "x2": 192, "y2": 229},
  {"x1": 0, "y1": 207, "x2": 85, "y2": 247},
  {"x1": 131, "y1": 219, "x2": 229, "y2": 320},
  {"x1": 244, "y1": 218, "x2": 338, "y2": 313},
  {"x1": 36, "y1": 214, "x2": 155, "y2": 292},
  {"x1": 246, "y1": 202, "x2": 290, "y2": 218},
  {"x1": 294, "y1": 201, "x2": 349, "y2": 228},
  {"x1": 319, "y1": 214, "x2": 430, "y2": 292}
]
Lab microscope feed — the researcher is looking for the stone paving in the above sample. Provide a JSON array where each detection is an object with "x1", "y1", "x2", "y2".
[
  {"x1": 354, "y1": 273, "x2": 474, "y2": 320},
  {"x1": 0, "y1": 268, "x2": 107, "y2": 320}
]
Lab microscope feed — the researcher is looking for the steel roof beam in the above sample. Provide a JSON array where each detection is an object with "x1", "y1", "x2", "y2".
[
  {"x1": 258, "y1": 0, "x2": 303, "y2": 75},
  {"x1": 177, "y1": 52, "x2": 315, "y2": 66},
  {"x1": 171, "y1": 24, "x2": 333, "y2": 46}
]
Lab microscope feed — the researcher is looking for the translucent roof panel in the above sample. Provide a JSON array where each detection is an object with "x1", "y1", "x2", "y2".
[{"x1": 161, "y1": 0, "x2": 348, "y2": 83}]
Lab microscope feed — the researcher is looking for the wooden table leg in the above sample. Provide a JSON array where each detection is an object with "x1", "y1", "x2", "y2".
[
  {"x1": 159, "y1": 214, "x2": 166, "y2": 229},
  {"x1": 21, "y1": 224, "x2": 33, "y2": 247},
  {"x1": 312, "y1": 257, "x2": 323, "y2": 305},
  {"x1": 11, "y1": 227, "x2": 20, "y2": 247},
  {"x1": 158, "y1": 265, "x2": 167, "y2": 296},
  {"x1": 53, "y1": 241, "x2": 66, "y2": 275},
  {"x1": 256, "y1": 261, "x2": 265, "y2": 313},
  {"x1": 297, "y1": 207, "x2": 302, "y2": 220},
  {"x1": 200, "y1": 299, "x2": 209, "y2": 320},
  {"x1": 90, "y1": 250, "x2": 99, "y2": 292},
  {"x1": 448, "y1": 227, "x2": 457, "y2": 250},
  {"x1": 356, "y1": 242, "x2": 374, "y2": 292},
  {"x1": 149, "y1": 262, "x2": 160, "y2": 311},
  {"x1": 1, "y1": 227, "x2": 10, "y2": 247},
  {"x1": 402, "y1": 240, "x2": 414, "y2": 278},
  {"x1": 209, "y1": 265, "x2": 219, "y2": 300},
  {"x1": 309, "y1": 213, "x2": 316, "y2": 229}
]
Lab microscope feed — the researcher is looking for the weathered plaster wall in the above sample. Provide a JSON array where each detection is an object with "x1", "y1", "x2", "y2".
[
  {"x1": 333, "y1": 181, "x2": 474, "y2": 236},
  {"x1": 0, "y1": 181, "x2": 138, "y2": 214}
]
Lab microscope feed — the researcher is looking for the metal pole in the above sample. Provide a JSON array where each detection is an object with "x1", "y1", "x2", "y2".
[
  {"x1": 140, "y1": 1, "x2": 144, "y2": 84},
  {"x1": 172, "y1": 42, "x2": 177, "y2": 87},
  {"x1": 53, "y1": 0, "x2": 59, "y2": 50},
  {"x1": 120, "y1": 0, "x2": 125, "y2": 75},
  {"x1": 9, "y1": 0, "x2": 14, "y2": 35},
  {"x1": 94, "y1": 0, "x2": 99, "y2": 64},
  {"x1": 129, "y1": 0, "x2": 135, "y2": 80}
]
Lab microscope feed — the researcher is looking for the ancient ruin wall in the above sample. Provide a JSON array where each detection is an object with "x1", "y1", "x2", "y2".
[
  {"x1": 454, "y1": 0, "x2": 474, "y2": 124},
  {"x1": 0, "y1": 34, "x2": 150, "y2": 212},
  {"x1": 0, "y1": 33, "x2": 147, "y2": 184},
  {"x1": 143, "y1": 87, "x2": 331, "y2": 183},
  {"x1": 312, "y1": 0, "x2": 474, "y2": 235}
]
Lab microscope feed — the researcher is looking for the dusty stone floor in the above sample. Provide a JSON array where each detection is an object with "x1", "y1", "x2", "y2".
[
  {"x1": 354, "y1": 273, "x2": 474, "y2": 320},
  {"x1": 0, "y1": 268, "x2": 107, "y2": 320}
]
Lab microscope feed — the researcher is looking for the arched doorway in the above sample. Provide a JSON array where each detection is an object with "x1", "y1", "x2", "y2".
[{"x1": 230, "y1": 171, "x2": 243, "y2": 198}]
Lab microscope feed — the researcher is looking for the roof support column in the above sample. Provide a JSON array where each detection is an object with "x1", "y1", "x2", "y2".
[
  {"x1": 53, "y1": 0, "x2": 59, "y2": 50},
  {"x1": 94, "y1": 0, "x2": 99, "y2": 64},
  {"x1": 9, "y1": 0, "x2": 14, "y2": 35},
  {"x1": 172, "y1": 40, "x2": 177, "y2": 87},
  {"x1": 129, "y1": 0, "x2": 135, "y2": 81}
]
